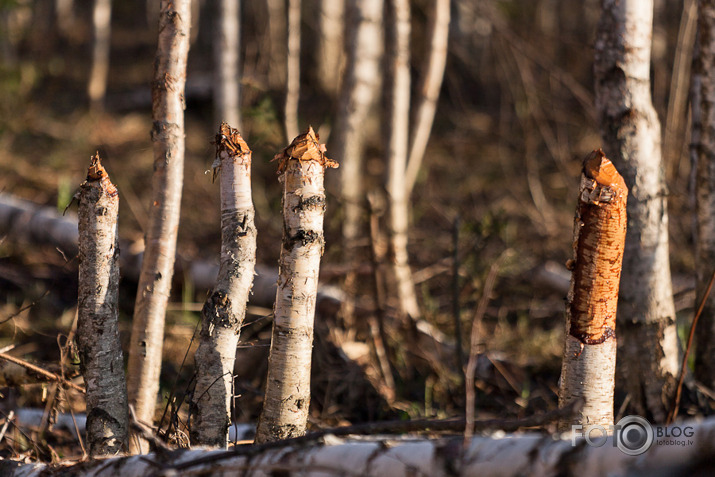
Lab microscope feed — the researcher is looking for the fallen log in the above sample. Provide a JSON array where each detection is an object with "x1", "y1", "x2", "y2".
[{"x1": 1, "y1": 415, "x2": 712, "y2": 476}]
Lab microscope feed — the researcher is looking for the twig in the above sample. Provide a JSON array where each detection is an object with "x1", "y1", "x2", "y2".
[
  {"x1": 465, "y1": 251, "x2": 509, "y2": 442},
  {"x1": 170, "y1": 401, "x2": 581, "y2": 472},
  {"x1": 128, "y1": 405, "x2": 172, "y2": 454},
  {"x1": 452, "y1": 215, "x2": 465, "y2": 386},
  {"x1": 0, "y1": 352, "x2": 85, "y2": 393},
  {"x1": 668, "y1": 269, "x2": 715, "y2": 424},
  {"x1": 0, "y1": 410, "x2": 14, "y2": 444}
]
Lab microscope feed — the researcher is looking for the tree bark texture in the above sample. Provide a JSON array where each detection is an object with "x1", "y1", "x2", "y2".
[
  {"x1": 385, "y1": 0, "x2": 421, "y2": 319},
  {"x1": 332, "y1": 0, "x2": 383, "y2": 243},
  {"x1": 127, "y1": 0, "x2": 191, "y2": 451},
  {"x1": 558, "y1": 150, "x2": 627, "y2": 431},
  {"x1": 404, "y1": 0, "x2": 450, "y2": 195},
  {"x1": 594, "y1": 0, "x2": 680, "y2": 423},
  {"x1": 255, "y1": 128, "x2": 338, "y2": 443},
  {"x1": 191, "y1": 123, "x2": 257, "y2": 448},
  {"x1": 213, "y1": 0, "x2": 241, "y2": 129},
  {"x1": 88, "y1": 0, "x2": 112, "y2": 113},
  {"x1": 317, "y1": 0, "x2": 344, "y2": 96},
  {"x1": 693, "y1": 0, "x2": 715, "y2": 391},
  {"x1": 4, "y1": 416, "x2": 715, "y2": 476},
  {"x1": 77, "y1": 153, "x2": 128, "y2": 455},
  {"x1": 284, "y1": 0, "x2": 301, "y2": 142}
]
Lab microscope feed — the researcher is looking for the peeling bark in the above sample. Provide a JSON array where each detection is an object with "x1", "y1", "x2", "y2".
[
  {"x1": 77, "y1": 153, "x2": 128, "y2": 455},
  {"x1": 255, "y1": 128, "x2": 338, "y2": 443},
  {"x1": 694, "y1": 0, "x2": 715, "y2": 391},
  {"x1": 127, "y1": 0, "x2": 191, "y2": 453},
  {"x1": 191, "y1": 123, "x2": 256, "y2": 448},
  {"x1": 594, "y1": 0, "x2": 680, "y2": 423}
]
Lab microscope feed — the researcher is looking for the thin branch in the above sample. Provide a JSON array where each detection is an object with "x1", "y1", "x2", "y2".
[{"x1": 0, "y1": 352, "x2": 85, "y2": 393}]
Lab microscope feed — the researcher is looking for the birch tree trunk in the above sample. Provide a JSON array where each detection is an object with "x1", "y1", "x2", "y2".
[
  {"x1": 404, "y1": 0, "x2": 450, "y2": 195},
  {"x1": 127, "y1": 0, "x2": 191, "y2": 453},
  {"x1": 385, "y1": 0, "x2": 421, "y2": 319},
  {"x1": 317, "y1": 0, "x2": 344, "y2": 96},
  {"x1": 255, "y1": 128, "x2": 338, "y2": 443},
  {"x1": 77, "y1": 153, "x2": 128, "y2": 455},
  {"x1": 332, "y1": 0, "x2": 383, "y2": 244},
  {"x1": 558, "y1": 150, "x2": 627, "y2": 431},
  {"x1": 694, "y1": 0, "x2": 715, "y2": 391},
  {"x1": 594, "y1": 0, "x2": 680, "y2": 423},
  {"x1": 190, "y1": 123, "x2": 257, "y2": 448},
  {"x1": 266, "y1": 0, "x2": 287, "y2": 91},
  {"x1": 284, "y1": 0, "x2": 301, "y2": 141},
  {"x1": 5, "y1": 416, "x2": 715, "y2": 476},
  {"x1": 87, "y1": 0, "x2": 112, "y2": 113},
  {"x1": 213, "y1": 0, "x2": 241, "y2": 129}
]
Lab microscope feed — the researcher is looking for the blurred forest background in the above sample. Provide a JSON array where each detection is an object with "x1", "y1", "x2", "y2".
[{"x1": 0, "y1": 0, "x2": 705, "y2": 458}]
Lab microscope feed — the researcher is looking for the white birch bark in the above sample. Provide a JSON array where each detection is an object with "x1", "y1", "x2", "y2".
[
  {"x1": 594, "y1": 0, "x2": 680, "y2": 423},
  {"x1": 332, "y1": 0, "x2": 383, "y2": 243},
  {"x1": 317, "y1": 0, "x2": 344, "y2": 96},
  {"x1": 285, "y1": 0, "x2": 301, "y2": 141},
  {"x1": 404, "y1": 0, "x2": 450, "y2": 195},
  {"x1": 255, "y1": 128, "x2": 338, "y2": 443},
  {"x1": 191, "y1": 123, "x2": 257, "y2": 448},
  {"x1": 127, "y1": 0, "x2": 191, "y2": 453},
  {"x1": 4, "y1": 416, "x2": 715, "y2": 476},
  {"x1": 77, "y1": 153, "x2": 128, "y2": 455},
  {"x1": 694, "y1": 0, "x2": 715, "y2": 391},
  {"x1": 386, "y1": 0, "x2": 420, "y2": 319},
  {"x1": 213, "y1": 0, "x2": 241, "y2": 129},
  {"x1": 87, "y1": 0, "x2": 112, "y2": 113}
]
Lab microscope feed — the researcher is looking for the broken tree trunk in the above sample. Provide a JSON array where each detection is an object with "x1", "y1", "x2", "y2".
[
  {"x1": 693, "y1": 0, "x2": 715, "y2": 391},
  {"x1": 190, "y1": 123, "x2": 257, "y2": 448},
  {"x1": 594, "y1": 0, "x2": 680, "y2": 423},
  {"x1": 127, "y1": 0, "x2": 191, "y2": 453},
  {"x1": 77, "y1": 153, "x2": 129, "y2": 455},
  {"x1": 558, "y1": 150, "x2": 627, "y2": 431},
  {"x1": 255, "y1": 127, "x2": 338, "y2": 443}
]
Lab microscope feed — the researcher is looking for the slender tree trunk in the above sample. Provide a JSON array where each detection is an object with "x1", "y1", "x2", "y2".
[
  {"x1": 694, "y1": 0, "x2": 715, "y2": 390},
  {"x1": 190, "y1": 123, "x2": 256, "y2": 448},
  {"x1": 317, "y1": 0, "x2": 345, "y2": 96},
  {"x1": 558, "y1": 150, "x2": 627, "y2": 431},
  {"x1": 385, "y1": 0, "x2": 420, "y2": 319},
  {"x1": 55, "y1": 0, "x2": 76, "y2": 39},
  {"x1": 255, "y1": 128, "x2": 338, "y2": 443},
  {"x1": 213, "y1": 0, "x2": 241, "y2": 129},
  {"x1": 404, "y1": 0, "x2": 450, "y2": 195},
  {"x1": 332, "y1": 0, "x2": 383, "y2": 244},
  {"x1": 88, "y1": 0, "x2": 112, "y2": 113},
  {"x1": 127, "y1": 0, "x2": 191, "y2": 453},
  {"x1": 285, "y1": 0, "x2": 301, "y2": 141},
  {"x1": 266, "y1": 0, "x2": 287, "y2": 91},
  {"x1": 77, "y1": 153, "x2": 128, "y2": 455},
  {"x1": 594, "y1": 0, "x2": 680, "y2": 423}
]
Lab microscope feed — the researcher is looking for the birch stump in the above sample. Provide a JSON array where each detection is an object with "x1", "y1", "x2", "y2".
[
  {"x1": 255, "y1": 127, "x2": 338, "y2": 443},
  {"x1": 559, "y1": 150, "x2": 627, "y2": 431},
  {"x1": 191, "y1": 123, "x2": 256, "y2": 448},
  {"x1": 77, "y1": 153, "x2": 129, "y2": 455}
]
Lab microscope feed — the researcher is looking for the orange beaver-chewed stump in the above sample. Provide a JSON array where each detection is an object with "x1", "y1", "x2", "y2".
[
  {"x1": 568, "y1": 149, "x2": 628, "y2": 344},
  {"x1": 272, "y1": 126, "x2": 339, "y2": 174}
]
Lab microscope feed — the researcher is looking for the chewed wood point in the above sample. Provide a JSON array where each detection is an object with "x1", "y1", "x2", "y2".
[
  {"x1": 272, "y1": 126, "x2": 339, "y2": 174},
  {"x1": 86, "y1": 152, "x2": 118, "y2": 198}
]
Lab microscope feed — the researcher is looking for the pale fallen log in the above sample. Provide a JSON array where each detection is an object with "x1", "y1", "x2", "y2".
[{"x1": 1, "y1": 416, "x2": 713, "y2": 476}]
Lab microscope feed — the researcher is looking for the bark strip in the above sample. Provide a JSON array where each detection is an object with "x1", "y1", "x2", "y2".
[
  {"x1": 255, "y1": 127, "x2": 338, "y2": 443},
  {"x1": 190, "y1": 123, "x2": 256, "y2": 448},
  {"x1": 77, "y1": 153, "x2": 129, "y2": 455},
  {"x1": 559, "y1": 149, "x2": 627, "y2": 431}
]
